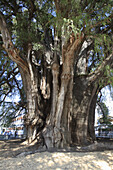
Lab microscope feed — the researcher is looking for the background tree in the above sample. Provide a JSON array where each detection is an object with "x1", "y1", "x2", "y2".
[
  {"x1": 0, "y1": 0, "x2": 113, "y2": 148},
  {"x1": 0, "y1": 53, "x2": 26, "y2": 127},
  {"x1": 97, "y1": 86, "x2": 113, "y2": 125}
]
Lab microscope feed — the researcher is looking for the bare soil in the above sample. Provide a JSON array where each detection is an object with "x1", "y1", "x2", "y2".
[
  {"x1": 0, "y1": 139, "x2": 113, "y2": 170},
  {"x1": 0, "y1": 139, "x2": 38, "y2": 158}
]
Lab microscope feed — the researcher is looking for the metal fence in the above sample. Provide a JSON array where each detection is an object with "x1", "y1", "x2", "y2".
[
  {"x1": 0, "y1": 134, "x2": 26, "y2": 140},
  {"x1": 0, "y1": 134, "x2": 9, "y2": 140},
  {"x1": 96, "y1": 131, "x2": 113, "y2": 138}
]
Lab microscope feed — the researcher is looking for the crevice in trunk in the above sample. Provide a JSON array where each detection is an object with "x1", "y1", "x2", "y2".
[{"x1": 87, "y1": 87, "x2": 98, "y2": 143}]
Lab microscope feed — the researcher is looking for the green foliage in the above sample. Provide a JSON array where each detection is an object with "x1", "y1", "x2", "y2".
[
  {"x1": 62, "y1": 18, "x2": 80, "y2": 37},
  {"x1": 12, "y1": 13, "x2": 39, "y2": 48},
  {"x1": 97, "y1": 101, "x2": 111, "y2": 125},
  {"x1": 33, "y1": 43, "x2": 43, "y2": 51}
]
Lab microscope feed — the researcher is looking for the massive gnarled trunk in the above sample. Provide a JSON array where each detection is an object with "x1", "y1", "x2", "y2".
[{"x1": 43, "y1": 33, "x2": 85, "y2": 148}]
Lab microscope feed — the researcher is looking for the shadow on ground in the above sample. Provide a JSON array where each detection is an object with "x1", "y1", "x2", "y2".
[
  {"x1": 0, "y1": 139, "x2": 38, "y2": 158},
  {"x1": 0, "y1": 139, "x2": 113, "y2": 169}
]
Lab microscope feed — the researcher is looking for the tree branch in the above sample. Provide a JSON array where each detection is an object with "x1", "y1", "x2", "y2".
[
  {"x1": 13, "y1": 76, "x2": 25, "y2": 105},
  {"x1": 0, "y1": 12, "x2": 29, "y2": 73},
  {"x1": 87, "y1": 52, "x2": 113, "y2": 84},
  {"x1": 85, "y1": 13, "x2": 113, "y2": 35},
  {"x1": 97, "y1": 101, "x2": 107, "y2": 121},
  {"x1": 0, "y1": 67, "x2": 19, "y2": 84},
  {"x1": 63, "y1": 32, "x2": 85, "y2": 59},
  {"x1": 0, "y1": 88, "x2": 12, "y2": 104},
  {"x1": 54, "y1": 0, "x2": 71, "y2": 18}
]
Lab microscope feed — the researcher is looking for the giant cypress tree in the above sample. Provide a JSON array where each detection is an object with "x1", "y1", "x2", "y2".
[{"x1": 0, "y1": 0, "x2": 113, "y2": 148}]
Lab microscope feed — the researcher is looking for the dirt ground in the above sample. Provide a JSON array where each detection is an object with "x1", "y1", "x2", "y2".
[
  {"x1": 0, "y1": 139, "x2": 113, "y2": 170},
  {"x1": 0, "y1": 139, "x2": 38, "y2": 158}
]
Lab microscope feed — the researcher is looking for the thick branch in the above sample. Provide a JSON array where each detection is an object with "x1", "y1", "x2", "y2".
[
  {"x1": 54, "y1": 0, "x2": 71, "y2": 18},
  {"x1": 0, "y1": 12, "x2": 29, "y2": 72},
  {"x1": 29, "y1": 0, "x2": 36, "y2": 20},
  {"x1": 87, "y1": 52, "x2": 113, "y2": 83},
  {"x1": 63, "y1": 32, "x2": 84, "y2": 60}
]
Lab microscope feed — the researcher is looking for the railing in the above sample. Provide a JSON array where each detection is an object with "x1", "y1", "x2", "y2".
[
  {"x1": 0, "y1": 134, "x2": 9, "y2": 140},
  {"x1": 0, "y1": 134, "x2": 26, "y2": 140},
  {"x1": 96, "y1": 131, "x2": 113, "y2": 138}
]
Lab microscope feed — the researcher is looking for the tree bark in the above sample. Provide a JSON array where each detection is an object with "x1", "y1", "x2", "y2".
[
  {"x1": 87, "y1": 88, "x2": 98, "y2": 143},
  {"x1": 71, "y1": 75, "x2": 99, "y2": 145},
  {"x1": 43, "y1": 33, "x2": 85, "y2": 148}
]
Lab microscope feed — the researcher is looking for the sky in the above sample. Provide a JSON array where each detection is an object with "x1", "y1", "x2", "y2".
[
  {"x1": 102, "y1": 87, "x2": 113, "y2": 114},
  {"x1": 95, "y1": 86, "x2": 113, "y2": 126}
]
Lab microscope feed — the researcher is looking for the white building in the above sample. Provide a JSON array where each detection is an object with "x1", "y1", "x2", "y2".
[{"x1": 10, "y1": 113, "x2": 26, "y2": 138}]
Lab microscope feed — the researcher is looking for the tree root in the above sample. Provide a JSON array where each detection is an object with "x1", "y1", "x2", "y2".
[
  {"x1": 16, "y1": 142, "x2": 113, "y2": 157},
  {"x1": 77, "y1": 141, "x2": 113, "y2": 152}
]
